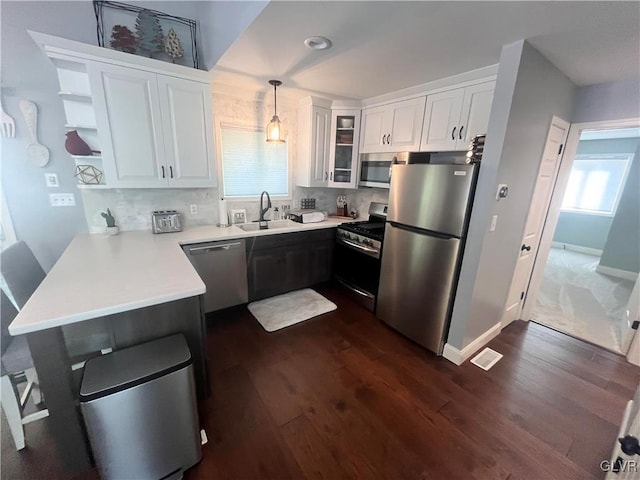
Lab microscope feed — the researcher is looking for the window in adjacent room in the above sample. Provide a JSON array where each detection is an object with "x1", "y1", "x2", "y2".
[
  {"x1": 219, "y1": 124, "x2": 289, "y2": 198},
  {"x1": 561, "y1": 154, "x2": 633, "y2": 216}
]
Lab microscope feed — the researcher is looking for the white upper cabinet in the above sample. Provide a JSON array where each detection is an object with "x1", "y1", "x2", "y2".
[
  {"x1": 89, "y1": 64, "x2": 166, "y2": 187},
  {"x1": 360, "y1": 97, "x2": 426, "y2": 153},
  {"x1": 420, "y1": 80, "x2": 495, "y2": 151},
  {"x1": 157, "y1": 77, "x2": 215, "y2": 187},
  {"x1": 328, "y1": 109, "x2": 361, "y2": 189},
  {"x1": 297, "y1": 100, "x2": 331, "y2": 188},
  {"x1": 89, "y1": 62, "x2": 215, "y2": 188}
]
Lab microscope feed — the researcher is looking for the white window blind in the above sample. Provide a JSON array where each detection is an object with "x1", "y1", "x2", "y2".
[
  {"x1": 561, "y1": 154, "x2": 633, "y2": 215},
  {"x1": 220, "y1": 125, "x2": 289, "y2": 198}
]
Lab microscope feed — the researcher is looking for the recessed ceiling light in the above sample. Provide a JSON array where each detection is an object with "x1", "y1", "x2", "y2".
[{"x1": 304, "y1": 36, "x2": 332, "y2": 50}]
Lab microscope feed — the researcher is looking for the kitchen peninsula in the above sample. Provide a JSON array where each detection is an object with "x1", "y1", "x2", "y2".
[{"x1": 8, "y1": 218, "x2": 349, "y2": 474}]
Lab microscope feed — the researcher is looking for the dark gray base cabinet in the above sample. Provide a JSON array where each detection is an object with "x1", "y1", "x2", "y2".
[{"x1": 246, "y1": 229, "x2": 335, "y2": 301}]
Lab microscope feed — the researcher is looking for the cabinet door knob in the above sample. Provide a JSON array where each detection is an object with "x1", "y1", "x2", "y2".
[
  {"x1": 325, "y1": 172, "x2": 328, "y2": 181},
  {"x1": 330, "y1": 172, "x2": 333, "y2": 181},
  {"x1": 521, "y1": 244, "x2": 531, "y2": 252},
  {"x1": 382, "y1": 134, "x2": 386, "y2": 145},
  {"x1": 169, "y1": 166, "x2": 174, "y2": 178},
  {"x1": 451, "y1": 127, "x2": 457, "y2": 140},
  {"x1": 161, "y1": 166, "x2": 166, "y2": 178},
  {"x1": 459, "y1": 125, "x2": 464, "y2": 140},
  {"x1": 387, "y1": 134, "x2": 391, "y2": 145}
]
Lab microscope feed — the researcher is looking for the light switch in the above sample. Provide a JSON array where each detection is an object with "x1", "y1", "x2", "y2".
[
  {"x1": 44, "y1": 173, "x2": 59, "y2": 187},
  {"x1": 490, "y1": 215, "x2": 498, "y2": 231}
]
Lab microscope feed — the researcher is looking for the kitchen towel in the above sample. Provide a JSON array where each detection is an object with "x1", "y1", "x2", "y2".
[
  {"x1": 218, "y1": 198, "x2": 229, "y2": 226},
  {"x1": 248, "y1": 289, "x2": 337, "y2": 332}
]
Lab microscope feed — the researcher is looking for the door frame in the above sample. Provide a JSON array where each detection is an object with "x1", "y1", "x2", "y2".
[{"x1": 521, "y1": 117, "x2": 640, "y2": 323}]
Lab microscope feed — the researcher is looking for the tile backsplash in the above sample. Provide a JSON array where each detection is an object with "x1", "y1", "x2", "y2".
[{"x1": 79, "y1": 84, "x2": 391, "y2": 233}]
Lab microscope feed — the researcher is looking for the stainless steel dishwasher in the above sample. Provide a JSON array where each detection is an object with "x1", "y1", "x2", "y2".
[{"x1": 183, "y1": 239, "x2": 248, "y2": 313}]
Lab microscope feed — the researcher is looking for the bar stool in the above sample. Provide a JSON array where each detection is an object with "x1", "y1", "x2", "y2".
[{"x1": 1, "y1": 290, "x2": 48, "y2": 449}]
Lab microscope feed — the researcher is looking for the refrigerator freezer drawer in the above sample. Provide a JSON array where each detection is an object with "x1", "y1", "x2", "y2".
[{"x1": 377, "y1": 223, "x2": 461, "y2": 354}]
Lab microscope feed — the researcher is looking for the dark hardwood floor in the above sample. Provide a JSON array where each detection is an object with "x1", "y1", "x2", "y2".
[{"x1": 2, "y1": 284, "x2": 638, "y2": 479}]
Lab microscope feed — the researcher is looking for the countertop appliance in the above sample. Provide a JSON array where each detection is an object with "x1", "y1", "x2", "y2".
[
  {"x1": 152, "y1": 210, "x2": 182, "y2": 234},
  {"x1": 334, "y1": 202, "x2": 387, "y2": 311},
  {"x1": 358, "y1": 151, "x2": 430, "y2": 188},
  {"x1": 376, "y1": 163, "x2": 479, "y2": 354},
  {"x1": 289, "y1": 210, "x2": 326, "y2": 223},
  {"x1": 183, "y1": 239, "x2": 248, "y2": 313}
]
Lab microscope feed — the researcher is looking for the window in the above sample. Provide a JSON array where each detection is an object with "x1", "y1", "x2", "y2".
[
  {"x1": 561, "y1": 154, "x2": 633, "y2": 215},
  {"x1": 220, "y1": 125, "x2": 289, "y2": 198}
]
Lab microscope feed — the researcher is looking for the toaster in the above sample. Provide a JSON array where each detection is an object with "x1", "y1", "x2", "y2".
[{"x1": 152, "y1": 210, "x2": 182, "y2": 234}]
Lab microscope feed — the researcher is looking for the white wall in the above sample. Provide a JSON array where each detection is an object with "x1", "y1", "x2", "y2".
[
  {"x1": 573, "y1": 78, "x2": 640, "y2": 124},
  {"x1": 447, "y1": 40, "x2": 576, "y2": 350}
]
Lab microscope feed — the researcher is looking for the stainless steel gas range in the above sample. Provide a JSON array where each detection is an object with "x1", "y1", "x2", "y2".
[{"x1": 334, "y1": 202, "x2": 387, "y2": 311}]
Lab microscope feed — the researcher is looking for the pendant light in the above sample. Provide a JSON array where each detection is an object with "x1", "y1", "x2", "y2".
[{"x1": 266, "y1": 80, "x2": 285, "y2": 143}]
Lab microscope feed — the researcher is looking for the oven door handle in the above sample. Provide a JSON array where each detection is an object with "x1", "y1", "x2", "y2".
[{"x1": 338, "y1": 237, "x2": 379, "y2": 256}]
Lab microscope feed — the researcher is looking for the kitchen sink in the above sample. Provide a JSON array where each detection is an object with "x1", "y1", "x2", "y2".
[{"x1": 237, "y1": 220, "x2": 296, "y2": 231}]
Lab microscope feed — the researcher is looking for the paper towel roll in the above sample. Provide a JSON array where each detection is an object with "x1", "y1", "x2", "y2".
[{"x1": 218, "y1": 198, "x2": 229, "y2": 226}]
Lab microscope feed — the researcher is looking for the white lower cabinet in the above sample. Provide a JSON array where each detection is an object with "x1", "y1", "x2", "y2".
[
  {"x1": 420, "y1": 81, "x2": 495, "y2": 151},
  {"x1": 89, "y1": 62, "x2": 215, "y2": 188}
]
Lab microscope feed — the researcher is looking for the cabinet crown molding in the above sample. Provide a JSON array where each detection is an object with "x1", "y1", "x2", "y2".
[{"x1": 28, "y1": 30, "x2": 212, "y2": 83}]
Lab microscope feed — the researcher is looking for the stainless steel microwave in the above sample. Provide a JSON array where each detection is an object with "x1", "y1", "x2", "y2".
[{"x1": 358, "y1": 152, "x2": 430, "y2": 188}]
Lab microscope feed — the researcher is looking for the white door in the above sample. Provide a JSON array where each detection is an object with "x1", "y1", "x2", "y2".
[
  {"x1": 457, "y1": 81, "x2": 495, "y2": 147},
  {"x1": 502, "y1": 116, "x2": 570, "y2": 327},
  {"x1": 158, "y1": 76, "x2": 216, "y2": 188},
  {"x1": 89, "y1": 63, "x2": 166, "y2": 187},
  {"x1": 621, "y1": 275, "x2": 639, "y2": 354},
  {"x1": 359, "y1": 106, "x2": 387, "y2": 153},
  {"x1": 387, "y1": 97, "x2": 426, "y2": 152},
  {"x1": 420, "y1": 88, "x2": 464, "y2": 151}
]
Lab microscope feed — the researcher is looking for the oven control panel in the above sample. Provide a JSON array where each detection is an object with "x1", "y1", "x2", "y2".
[{"x1": 336, "y1": 229, "x2": 382, "y2": 259}]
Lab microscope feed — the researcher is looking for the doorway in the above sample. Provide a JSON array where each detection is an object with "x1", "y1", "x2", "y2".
[{"x1": 525, "y1": 122, "x2": 639, "y2": 354}]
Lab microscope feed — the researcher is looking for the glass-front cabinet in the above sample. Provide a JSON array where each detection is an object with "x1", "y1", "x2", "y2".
[{"x1": 328, "y1": 109, "x2": 361, "y2": 189}]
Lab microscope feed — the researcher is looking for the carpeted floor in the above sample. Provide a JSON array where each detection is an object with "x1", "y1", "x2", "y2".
[{"x1": 533, "y1": 247, "x2": 635, "y2": 353}]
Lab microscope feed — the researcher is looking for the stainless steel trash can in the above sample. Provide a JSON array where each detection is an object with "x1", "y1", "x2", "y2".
[{"x1": 80, "y1": 334, "x2": 202, "y2": 479}]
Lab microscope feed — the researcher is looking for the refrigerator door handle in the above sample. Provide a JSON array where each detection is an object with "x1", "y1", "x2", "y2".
[{"x1": 388, "y1": 221, "x2": 459, "y2": 240}]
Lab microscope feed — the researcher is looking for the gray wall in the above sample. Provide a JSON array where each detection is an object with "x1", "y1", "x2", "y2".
[
  {"x1": 552, "y1": 137, "x2": 640, "y2": 250},
  {"x1": 448, "y1": 40, "x2": 575, "y2": 349},
  {"x1": 573, "y1": 78, "x2": 640, "y2": 124},
  {"x1": 599, "y1": 140, "x2": 640, "y2": 273},
  {"x1": 0, "y1": 1, "x2": 265, "y2": 270}
]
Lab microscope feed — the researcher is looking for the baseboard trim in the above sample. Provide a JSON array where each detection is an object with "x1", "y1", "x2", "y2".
[
  {"x1": 596, "y1": 264, "x2": 638, "y2": 281},
  {"x1": 443, "y1": 322, "x2": 502, "y2": 366},
  {"x1": 551, "y1": 241, "x2": 603, "y2": 257}
]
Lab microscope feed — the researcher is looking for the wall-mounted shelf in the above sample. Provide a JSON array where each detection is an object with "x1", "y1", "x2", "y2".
[
  {"x1": 76, "y1": 184, "x2": 111, "y2": 190},
  {"x1": 65, "y1": 124, "x2": 97, "y2": 130},
  {"x1": 58, "y1": 92, "x2": 92, "y2": 102},
  {"x1": 71, "y1": 155, "x2": 102, "y2": 160}
]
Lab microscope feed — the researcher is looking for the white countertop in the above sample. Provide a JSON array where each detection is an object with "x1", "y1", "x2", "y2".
[{"x1": 9, "y1": 218, "x2": 352, "y2": 335}]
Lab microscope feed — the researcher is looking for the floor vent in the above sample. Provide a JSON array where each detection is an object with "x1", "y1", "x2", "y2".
[{"x1": 470, "y1": 348, "x2": 503, "y2": 371}]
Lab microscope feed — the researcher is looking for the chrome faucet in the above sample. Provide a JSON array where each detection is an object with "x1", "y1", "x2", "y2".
[{"x1": 259, "y1": 191, "x2": 272, "y2": 222}]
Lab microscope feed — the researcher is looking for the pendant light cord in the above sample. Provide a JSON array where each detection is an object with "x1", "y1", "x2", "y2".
[{"x1": 273, "y1": 82, "x2": 278, "y2": 116}]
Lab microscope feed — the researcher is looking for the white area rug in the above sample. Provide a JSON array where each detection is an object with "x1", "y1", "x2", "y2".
[{"x1": 248, "y1": 289, "x2": 337, "y2": 332}]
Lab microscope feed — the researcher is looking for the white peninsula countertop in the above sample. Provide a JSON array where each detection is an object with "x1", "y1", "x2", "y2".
[{"x1": 9, "y1": 218, "x2": 351, "y2": 335}]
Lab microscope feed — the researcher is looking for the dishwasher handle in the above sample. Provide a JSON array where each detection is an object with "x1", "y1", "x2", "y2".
[{"x1": 188, "y1": 242, "x2": 242, "y2": 255}]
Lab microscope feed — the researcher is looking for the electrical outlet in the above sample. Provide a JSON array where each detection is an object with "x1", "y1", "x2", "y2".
[
  {"x1": 49, "y1": 193, "x2": 75, "y2": 207},
  {"x1": 190, "y1": 204, "x2": 197, "y2": 215},
  {"x1": 490, "y1": 215, "x2": 498, "y2": 232}
]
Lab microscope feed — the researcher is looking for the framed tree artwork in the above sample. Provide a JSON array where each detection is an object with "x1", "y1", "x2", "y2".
[{"x1": 93, "y1": 0, "x2": 200, "y2": 69}]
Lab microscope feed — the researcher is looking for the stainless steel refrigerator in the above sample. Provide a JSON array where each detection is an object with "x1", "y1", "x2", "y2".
[{"x1": 377, "y1": 163, "x2": 478, "y2": 354}]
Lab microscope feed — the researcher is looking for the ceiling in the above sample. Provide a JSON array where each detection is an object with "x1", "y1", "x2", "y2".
[{"x1": 212, "y1": 1, "x2": 640, "y2": 100}]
